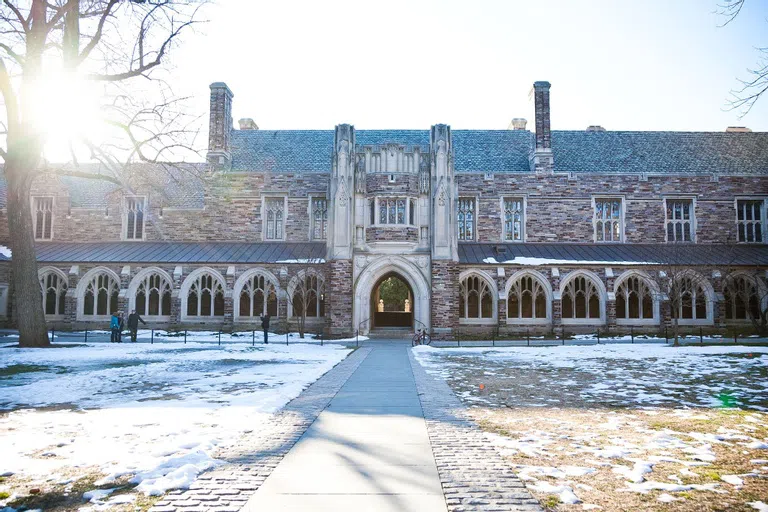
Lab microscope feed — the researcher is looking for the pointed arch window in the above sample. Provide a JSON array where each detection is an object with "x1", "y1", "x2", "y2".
[
  {"x1": 239, "y1": 274, "x2": 278, "y2": 318},
  {"x1": 616, "y1": 275, "x2": 655, "y2": 321},
  {"x1": 562, "y1": 275, "x2": 601, "y2": 319},
  {"x1": 676, "y1": 276, "x2": 708, "y2": 321},
  {"x1": 459, "y1": 274, "x2": 494, "y2": 320},
  {"x1": 135, "y1": 272, "x2": 172, "y2": 317},
  {"x1": 39, "y1": 270, "x2": 67, "y2": 316},
  {"x1": 82, "y1": 272, "x2": 119, "y2": 317},
  {"x1": 186, "y1": 273, "x2": 225, "y2": 317},
  {"x1": 724, "y1": 276, "x2": 761, "y2": 321},
  {"x1": 507, "y1": 275, "x2": 547, "y2": 320},
  {"x1": 291, "y1": 273, "x2": 325, "y2": 318}
]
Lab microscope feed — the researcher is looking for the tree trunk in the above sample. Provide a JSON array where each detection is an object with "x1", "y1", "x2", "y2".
[
  {"x1": 673, "y1": 317, "x2": 680, "y2": 347},
  {"x1": 6, "y1": 163, "x2": 49, "y2": 347}
]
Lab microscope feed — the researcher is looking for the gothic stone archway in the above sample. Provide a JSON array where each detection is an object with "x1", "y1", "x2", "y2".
[
  {"x1": 354, "y1": 257, "x2": 430, "y2": 335},
  {"x1": 371, "y1": 273, "x2": 413, "y2": 329}
]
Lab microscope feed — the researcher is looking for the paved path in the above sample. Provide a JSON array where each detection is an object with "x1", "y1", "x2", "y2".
[
  {"x1": 151, "y1": 340, "x2": 540, "y2": 512},
  {"x1": 243, "y1": 343, "x2": 447, "y2": 512}
]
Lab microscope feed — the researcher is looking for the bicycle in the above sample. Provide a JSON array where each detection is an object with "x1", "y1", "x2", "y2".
[{"x1": 412, "y1": 329, "x2": 432, "y2": 346}]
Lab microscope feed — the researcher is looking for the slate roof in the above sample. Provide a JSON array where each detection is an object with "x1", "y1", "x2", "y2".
[
  {"x1": 458, "y1": 243, "x2": 768, "y2": 266},
  {"x1": 0, "y1": 163, "x2": 205, "y2": 209},
  {"x1": 32, "y1": 242, "x2": 326, "y2": 264},
  {"x1": 551, "y1": 131, "x2": 768, "y2": 175},
  {"x1": 229, "y1": 129, "x2": 768, "y2": 175}
]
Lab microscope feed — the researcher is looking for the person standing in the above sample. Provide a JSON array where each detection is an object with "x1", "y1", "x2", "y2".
[
  {"x1": 110, "y1": 312, "x2": 120, "y2": 343},
  {"x1": 127, "y1": 309, "x2": 146, "y2": 343},
  {"x1": 260, "y1": 313, "x2": 270, "y2": 344},
  {"x1": 117, "y1": 313, "x2": 125, "y2": 343}
]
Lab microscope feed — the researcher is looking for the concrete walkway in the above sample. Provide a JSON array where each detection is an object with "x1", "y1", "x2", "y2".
[{"x1": 243, "y1": 342, "x2": 447, "y2": 512}]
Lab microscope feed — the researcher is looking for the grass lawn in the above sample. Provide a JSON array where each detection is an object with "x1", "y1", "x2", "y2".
[{"x1": 413, "y1": 344, "x2": 768, "y2": 512}]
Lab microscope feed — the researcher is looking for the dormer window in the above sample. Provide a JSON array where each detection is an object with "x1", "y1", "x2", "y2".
[{"x1": 124, "y1": 196, "x2": 146, "y2": 240}]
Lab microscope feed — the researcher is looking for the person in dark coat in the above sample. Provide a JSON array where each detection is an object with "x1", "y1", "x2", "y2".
[
  {"x1": 127, "y1": 309, "x2": 146, "y2": 343},
  {"x1": 110, "y1": 312, "x2": 120, "y2": 343},
  {"x1": 117, "y1": 313, "x2": 125, "y2": 343},
  {"x1": 260, "y1": 313, "x2": 270, "y2": 344}
]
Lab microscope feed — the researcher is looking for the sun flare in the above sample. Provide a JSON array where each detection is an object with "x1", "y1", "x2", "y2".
[{"x1": 25, "y1": 69, "x2": 103, "y2": 163}]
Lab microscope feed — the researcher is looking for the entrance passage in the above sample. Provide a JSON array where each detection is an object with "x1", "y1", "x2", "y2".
[{"x1": 371, "y1": 273, "x2": 413, "y2": 329}]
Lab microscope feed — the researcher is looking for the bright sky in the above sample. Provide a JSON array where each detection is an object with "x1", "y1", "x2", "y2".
[{"x1": 172, "y1": 0, "x2": 768, "y2": 133}]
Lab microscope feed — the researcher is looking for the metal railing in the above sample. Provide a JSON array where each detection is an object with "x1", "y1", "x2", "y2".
[{"x1": 355, "y1": 317, "x2": 370, "y2": 347}]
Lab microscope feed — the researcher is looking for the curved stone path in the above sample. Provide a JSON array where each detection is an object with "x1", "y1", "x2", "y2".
[{"x1": 150, "y1": 342, "x2": 541, "y2": 512}]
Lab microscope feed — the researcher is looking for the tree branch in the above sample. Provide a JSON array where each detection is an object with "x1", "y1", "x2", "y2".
[{"x1": 3, "y1": 0, "x2": 29, "y2": 32}]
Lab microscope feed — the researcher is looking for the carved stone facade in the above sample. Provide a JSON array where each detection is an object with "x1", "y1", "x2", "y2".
[{"x1": 0, "y1": 80, "x2": 766, "y2": 337}]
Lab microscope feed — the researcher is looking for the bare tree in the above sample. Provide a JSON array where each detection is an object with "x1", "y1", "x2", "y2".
[
  {"x1": 722, "y1": 268, "x2": 768, "y2": 336},
  {"x1": 652, "y1": 244, "x2": 725, "y2": 347},
  {"x1": 716, "y1": 0, "x2": 768, "y2": 116},
  {"x1": 284, "y1": 264, "x2": 325, "y2": 339},
  {"x1": 0, "y1": 1, "x2": 205, "y2": 347}
]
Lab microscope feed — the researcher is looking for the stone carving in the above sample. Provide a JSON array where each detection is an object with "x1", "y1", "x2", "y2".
[
  {"x1": 337, "y1": 177, "x2": 349, "y2": 207},
  {"x1": 355, "y1": 155, "x2": 366, "y2": 193},
  {"x1": 378, "y1": 299, "x2": 384, "y2": 312},
  {"x1": 416, "y1": 256, "x2": 429, "y2": 269},
  {"x1": 436, "y1": 179, "x2": 447, "y2": 207},
  {"x1": 419, "y1": 154, "x2": 430, "y2": 194},
  {"x1": 404, "y1": 298, "x2": 411, "y2": 313},
  {"x1": 356, "y1": 256, "x2": 367, "y2": 269}
]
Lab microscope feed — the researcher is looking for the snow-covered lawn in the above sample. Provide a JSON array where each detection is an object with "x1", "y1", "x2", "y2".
[
  {"x1": 0, "y1": 341, "x2": 352, "y2": 510},
  {"x1": 413, "y1": 344, "x2": 768, "y2": 511}
]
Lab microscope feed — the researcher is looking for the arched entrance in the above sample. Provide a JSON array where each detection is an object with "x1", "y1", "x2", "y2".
[
  {"x1": 371, "y1": 273, "x2": 413, "y2": 329},
  {"x1": 354, "y1": 256, "x2": 430, "y2": 335}
]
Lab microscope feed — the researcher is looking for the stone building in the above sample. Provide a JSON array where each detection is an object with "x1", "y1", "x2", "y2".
[{"x1": 0, "y1": 80, "x2": 767, "y2": 337}]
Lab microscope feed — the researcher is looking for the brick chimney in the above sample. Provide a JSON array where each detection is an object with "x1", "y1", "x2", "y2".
[
  {"x1": 207, "y1": 82, "x2": 233, "y2": 170},
  {"x1": 508, "y1": 118, "x2": 527, "y2": 130},
  {"x1": 531, "y1": 81, "x2": 553, "y2": 173}
]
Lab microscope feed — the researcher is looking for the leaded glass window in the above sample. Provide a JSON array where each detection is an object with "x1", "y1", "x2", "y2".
[
  {"x1": 736, "y1": 200, "x2": 764, "y2": 243},
  {"x1": 594, "y1": 198, "x2": 622, "y2": 242},
  {"x1": 724, "y1": 275, "x2": 761, "y2": 320},
  {"x1": 34, "y1": 197, "x2": 54, "y2": 240},
  {"x1": 503, "y1": 198, "x2": 524, "y2": 241},
  {"x1": 265, "y1": 198, "x2": 285, "y2": 240},
  {"x1": 666, "y1": 198, "x2": 694, "y2": 242},
  {"x1": 125, "y1": 197, "x2": 145, "y2": 240},
  {"x1": 377, "y1": 198, "x2": 411, "y2": 225},
  {"x1": 458, "y1": 198, "x2": 475, "y2": 241},
  {"x1": 311, "y1": 197, "x2": 328, "y2": 240}
]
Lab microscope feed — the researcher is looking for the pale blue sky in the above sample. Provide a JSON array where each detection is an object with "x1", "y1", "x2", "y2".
[{"x1": 172, "y1": 0, "x2": 768, "y2": 133}]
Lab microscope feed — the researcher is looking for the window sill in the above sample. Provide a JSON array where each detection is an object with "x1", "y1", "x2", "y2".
[
  {"x1": 561, "y1": 318, "x2": 606, "y2": 325},
  {"x1": 616, "y1": 318, "x2": 659, "y2": 326},
  {"x1": 459, "y1": 318, "x2": 496, "y2": 325},
  {"x1": 506, "y1": 318, "x2": 550, "y2": 325}
]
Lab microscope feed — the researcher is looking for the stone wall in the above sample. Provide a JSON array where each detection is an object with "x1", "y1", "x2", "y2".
[
  {"x1": 327, "y1": 259, "x2": 353, "y2": 336},
  {"x1": 458, "y1": 173, "x2": 768, "y2": 244},
  {"x1": 366, "y1": 226, "x2": 419, "y2": 243},
  {"x1": 430, "y1": 260, "x2": 459, "y2": 338}
]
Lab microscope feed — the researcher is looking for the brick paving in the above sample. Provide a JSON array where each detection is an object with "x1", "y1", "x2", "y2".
[
  {"x1": 149, "y1": 343, "x2": 541, "y2": 512},
  {"x1": 148, "y1": 346, "x2": 372, "y2": 512},
  {"x1": 408, "y1": 349, "x2": 542, "y2": 511}
]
